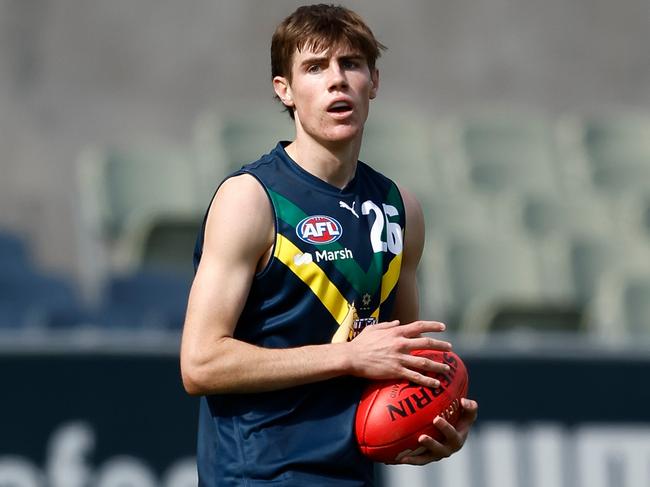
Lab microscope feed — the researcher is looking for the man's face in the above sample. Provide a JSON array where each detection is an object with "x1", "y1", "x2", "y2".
[{"x1": 274, "y1": 43, "x2": 379, "y2": 147}]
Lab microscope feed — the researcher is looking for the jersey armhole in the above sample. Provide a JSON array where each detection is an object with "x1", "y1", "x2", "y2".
[
  {"x1": 393, "y1": 182, "x2": 408, "y2": 242},
  {"x1": 194, "y1": 171, "x2": 278, "y2": 278},
  {"x1": 237, "y1": 170, "x2": 279, "y2": 280}
]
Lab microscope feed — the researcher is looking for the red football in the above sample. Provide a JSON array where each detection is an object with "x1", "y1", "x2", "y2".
[{"x1": 355, "y1": 350, "x2": 469, "y2": 463}]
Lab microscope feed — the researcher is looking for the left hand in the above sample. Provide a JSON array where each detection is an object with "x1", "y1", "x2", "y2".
[{"x1": 394, "y1": 398, "x2": 479, "y2": 465}]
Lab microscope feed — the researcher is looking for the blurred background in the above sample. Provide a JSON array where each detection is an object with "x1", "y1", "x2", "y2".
[{"x1": 1, "y1": 1, "x2": 649, "y2": 486}]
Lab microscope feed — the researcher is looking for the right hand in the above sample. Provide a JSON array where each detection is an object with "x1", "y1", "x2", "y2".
[{"x1": 346, "y1": 320, "x2": 452, "y2": 388}]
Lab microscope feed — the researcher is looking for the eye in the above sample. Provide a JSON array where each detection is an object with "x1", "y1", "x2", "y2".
[
  {"x1": 342, "y1": 59, "x2": 362, "y2": 70},
  {"x1": 307, "y1": 64, "x2": 321, "y2": 74}
]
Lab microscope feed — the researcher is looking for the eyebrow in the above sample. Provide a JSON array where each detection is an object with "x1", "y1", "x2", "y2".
[
  {"x1": 300, "y1": 55, "x2": 329, "y2": 68},
  {"x1": 338, "y1": 54, "x2": 365, "y2": 63},
  {"x1": 300, "y1": 53, "x2": 365, "y2": 68}
]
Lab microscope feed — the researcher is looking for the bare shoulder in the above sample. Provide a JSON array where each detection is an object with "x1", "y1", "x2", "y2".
[
  {"x1": 397, "y1": 185, "x2": 424, "y2": 233},
  {"x1": 202, "y1": 173, "x2": 274, "y2": 263},
  {"x1": 208, "y1": 173, "x2": 271, "y2": 216},
  {"x1": 396, "y1": 185, "x2": 425, "y2": 268}
]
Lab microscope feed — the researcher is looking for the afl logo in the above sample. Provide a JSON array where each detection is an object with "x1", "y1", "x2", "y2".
[{"x1": 296, "y1": 215, "x2": 343, "y2": 245}]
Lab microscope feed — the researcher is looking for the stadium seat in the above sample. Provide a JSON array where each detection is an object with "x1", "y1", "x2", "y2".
[
  {"x1": 581, "y1": 114, "x2": 650, "y2": 194},
  {"x1": 191, "y1": 111, "x2": 233, "y2": 198},
  {"x1": 449, "y1": 233, "x2": 583, "y2": 335},
  {"x1": 98, "y1": 270, "x2": 191, "y2": 329},
  {"x1": 569, "y1": 234, "x2": 648, "y2": 306},
  {"x1": 100, "y1": 147, "x2": 202, "y2": 238},
  {"x1": 459, "y1": 113, "x2": 560, "y2": 194},
  {"x1": 531, "y1": 236, "x2": 578, "y2": 304},
  {"x1": 600, "y1": 189, "x2": 650, "y2": 243},
  {"x1": 520, "y1": 191, "x2": 615, "y2": 240},
  {"x1": 359, "y1": 109, "x2": 439, "y2": 198},
  {"x1": 586, "y1": 269, "x2": 650, "y2": 339},
  {"x1": 0, "y1": 230, "x2": 32, "y2": 275},
  {"x1": 418, "y1": 190, "x2": 525, "y2": 327},
  {"x1": 422, "y1": 191, "x2": 496, "y2": 239},
  {"x1": 135, "y1": 213, "x2": 203, "y2": 277},
  {"x1": 76, "y1": 144, "x2": 208, "y2": 278},
  {"x1": 417, "y1": 239, "x2": 452, "y2": 325},
  {"x1": 0, "y1": 304, "x2": 25, "y2": 330},
  {"x1": 591, "y1": 164, "x2": 650, "y2": 195},
  {"x1": 623, "y1": 274, "x2": 650, "y2": 335},
  {"x1": 0, "y1": 229, "x2": 89, "y2": 329},
  {"x1": 445, "y1": 234, "x2": 543, "y2": 332},
  {"x1": 218, "y1": 109, "x2": 294, "y2": 172},
  {"x1": 0, "y1": 271, "x2": 85, "y2": 328},
  {"x1": 480, "y1": 302, "x2": 585, "y2": 334}
]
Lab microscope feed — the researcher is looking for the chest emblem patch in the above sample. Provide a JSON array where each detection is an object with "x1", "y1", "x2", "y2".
[{"x1": 296, "y1": 215, "x2": 343, "y2": 245}]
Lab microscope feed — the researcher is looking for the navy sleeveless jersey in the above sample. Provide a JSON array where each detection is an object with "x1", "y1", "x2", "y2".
[{"x1": 193, "y1": 142, "x2": 406, "y2": 486}]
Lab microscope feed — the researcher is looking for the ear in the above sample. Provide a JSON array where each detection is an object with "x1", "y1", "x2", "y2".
[
  {"x1": 273, "y1": 76, "x2": 294, "y2": 108},
  {"x1": 369, "y1": 69, "x2": 379, "y2": 100}
]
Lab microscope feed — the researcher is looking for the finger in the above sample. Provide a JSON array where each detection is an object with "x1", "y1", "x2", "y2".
[
  {"x1": 399, "y1": 320, "x2": 447, "y2": 337},
  {"x1": 419, "y1": 434, "x2": 451, "y2": 457},
  {"x1": 432, "y1": 416, "x2": 464, "y2": 451},
  {"x1": 401, "y1": 368, "x2": 442, "y2": 389},
  {"x1": 397, "y1": 452, "x2": 437, "y2": 465},
  {"x1": 403, "y1": 354, "x2": 451, "y2": 376},
  {"x1": 454, "y1": 398, "x2": 479, "y2": 431},
  {"x1": 399, "y1": 436, "x2": 448, "y2": 465},
  {"x1": 397, "y1": 455, "x2": 432, "y2": 466},
  {"x1": 401, "y1": 406, "x2": 477, "y2": 465},
  {"x1": 404, "y1": 336, "x2": 454, "y2": 353},
  {"x1": 394, "y1": 446, "x2": 426, "y2": 464},
  {"x1": 461, "y1": 398, "x2": 479, "y2": 414},
  {"x1": 371, "y1": 320, "x2": 401, "y2": 330}
]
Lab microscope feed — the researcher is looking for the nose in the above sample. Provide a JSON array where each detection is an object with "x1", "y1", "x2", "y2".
[{"x1": 327, "y1": 63, "x2": 348, "y2": 91}]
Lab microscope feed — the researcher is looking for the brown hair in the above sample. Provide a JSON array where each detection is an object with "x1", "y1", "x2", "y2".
[{"x1": 271, "y1": 4, "x2": 386, "y2": 117}]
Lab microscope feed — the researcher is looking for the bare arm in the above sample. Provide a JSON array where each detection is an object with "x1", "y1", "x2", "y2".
[
  {"x1": 180, "y1": 176, "x2": 451, "y2": 396},
  {"x1": 180, "y1": 175, "x2": 352, "y2": 394},
  {"x1": 390, "y1": 186, "x2": 426, "y2": 324}
]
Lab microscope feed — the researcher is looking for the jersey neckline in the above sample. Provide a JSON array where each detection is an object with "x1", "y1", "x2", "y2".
[{"x1": 274, "y1": 141, "x2": 360, "y2": 197}]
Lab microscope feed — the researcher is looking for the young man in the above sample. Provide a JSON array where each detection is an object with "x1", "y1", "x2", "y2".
[{"x1": 181, "y1": 4, "x2": 478, "y2": 486}]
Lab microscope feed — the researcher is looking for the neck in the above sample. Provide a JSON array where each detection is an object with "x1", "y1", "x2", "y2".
[{"x1": 284, "y1": 129, "x2": 362, "y2": 190}]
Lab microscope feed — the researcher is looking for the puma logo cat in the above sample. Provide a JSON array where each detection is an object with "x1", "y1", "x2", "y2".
[{"x1": 339, "y1": 200, "x2": 359, "y2": 218}]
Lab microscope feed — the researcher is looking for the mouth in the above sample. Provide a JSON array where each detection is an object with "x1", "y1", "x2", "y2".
[{"x1": 327, "y1": 100, "x2": 354, "y2": 116}]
